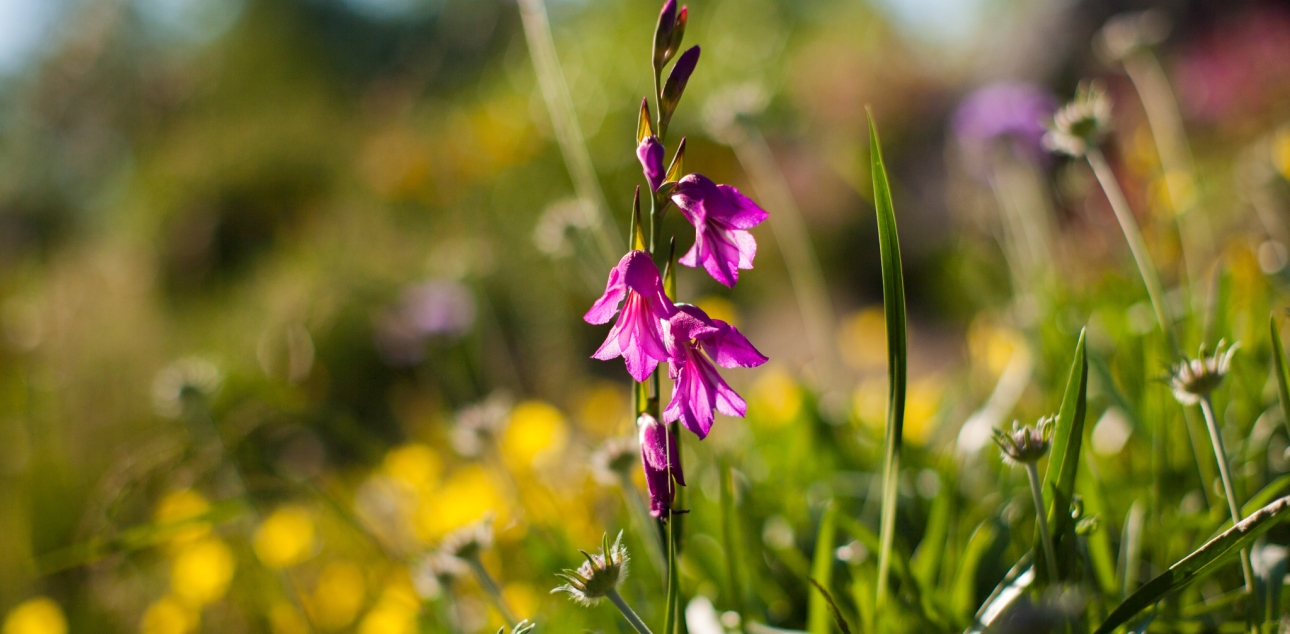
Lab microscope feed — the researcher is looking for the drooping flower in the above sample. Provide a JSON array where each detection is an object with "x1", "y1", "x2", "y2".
[
  {"x1": 670, "y1": 174, "x2": 769, "y2": 287},
  {"x1": 1170, "y1": 340, "x2": 1238, "y2": 405},
  {"x1": 638, "y1": 413, "x2": 683, "y2": 517},
  {"x1": 585, "y1": 250, "x2": 678, "y2": 382},
  {"x1": 663, "y1": 304, "x2": 768, "y2": 438}
]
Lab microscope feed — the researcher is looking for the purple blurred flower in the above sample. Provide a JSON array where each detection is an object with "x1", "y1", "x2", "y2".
[
  {"x1": 376, "y1": 279, "x2": 476, "y2": 365},
  {"x1": 952, "y1": 82, "x2": 1058, "y2": 177},
  {"x1": 585, "y1": 250, "x2": 678, "y2": 382},
  {"x1": 663, "y1": 304, "x2": 767, "y2": 439},
  {"x1": 638, "y1": 413, "x2": 683, "y2": 517},
  {"x1": 670, "y1": 174, "x2": 768, "y2": 288},
  {"x1": 637, "y1": 135, "x2": 666, "y2": 192},
  {"x1": 1173, "y1": 9, "x2": 1290, "y2": 123}
]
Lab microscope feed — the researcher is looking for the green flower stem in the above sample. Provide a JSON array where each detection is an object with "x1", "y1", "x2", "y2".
[
  {"x1": 465, "y1": 556, "x2": 517, "y2": 626},
  {"x1": 1198, "y1": 396, "x2": 1256, "y2": 594},
  {"x1": 1085, "y1": 147, "x2": 1179, "y2": 356},
  {"x1": 608, "y1": 588, "x2": 655, "y2": 634},
  {"x1": 1025, "y1": 461, "x2": 1060, "y2": 584}
]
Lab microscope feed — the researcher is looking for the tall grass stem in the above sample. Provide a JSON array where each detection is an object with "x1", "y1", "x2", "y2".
[
  {"x1": 1026, "y1": 462, "x2": 1060, "y2": 584},
  {"x1": 1085, "y1": 148, "x2": 1179, "y2": 356},
  {"x1": 1198, "y1": 396, "x2": 1255, "y2": 594}
]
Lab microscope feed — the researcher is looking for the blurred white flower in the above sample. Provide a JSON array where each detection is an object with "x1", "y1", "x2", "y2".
[{"x1": 152, "y1": 357, "x2": 223, "y2": 418}]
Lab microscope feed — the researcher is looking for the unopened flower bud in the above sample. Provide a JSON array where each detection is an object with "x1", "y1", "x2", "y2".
[
  {"x1": 659, "y1": 46, "x2": 701, "y2": 138},
  {"x1": 993, "y1": 416, "x2": 1055, "y2": 465},
  {"x1": 553, "y1": 532, "x2": 630, "y2": 605},
  {"x1": 1170, "y1": 340, "x2": 1238, "y2": 405},
  {"x1": 1043, "y1": 81, "x2": 1112, "y2": 158}
]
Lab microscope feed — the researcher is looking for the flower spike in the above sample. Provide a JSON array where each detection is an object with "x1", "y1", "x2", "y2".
[{"x1": 993, "y1": 416, "x2": 1055, "y2": 465}]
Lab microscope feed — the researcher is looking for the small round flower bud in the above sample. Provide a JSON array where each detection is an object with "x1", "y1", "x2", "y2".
[
  {"x1": 439, "y1": 515, "x2": 495, "y2": 562},
  {"x1": 591, "y1": 436, "x2": 639, "y2": 485},
  {"x1": 1095, "y1": 10, "x2": 1170, "y2": 64},
  {"x1": 1170, "y1": 340, "x2": 1238, "y2": 405},
  {"x1": 153, "y1": 357, "x2": 223, "y2": 419},
  {"x1": 1043, "y1": 82, "x2": 1112, "y2": 158},
  {"x1": 993, "y1": 416, "x2": 1055, "y2": 465},
  {"x1": 552, "y1": 532, "x2": 629, "y2": 606}
]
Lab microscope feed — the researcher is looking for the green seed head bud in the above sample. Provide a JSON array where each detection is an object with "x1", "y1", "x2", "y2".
[
  {"x1": 1170, "y1": 340, "x2": 1238, "y2": 405},
  {"x1": 993, "y1": 416, "x2": 1055, "y2": 465},
  {"x1": 553, "y1": 532, "x2": 629, "y2": 606},
  {"x1": 1043, "y1": 81, "x2": 1112, "y2": 158}
]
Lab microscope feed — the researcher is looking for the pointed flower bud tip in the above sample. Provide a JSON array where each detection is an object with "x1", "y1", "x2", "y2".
[
  {"x1": 1170, "y1": 340, "x2": 1238, "y2": 405},
  {"x1": 993, "y1": 416, "x2": 1055, "y2": 465},
  {"x1": 552, "y1": 532, "x2": 629, "y2": 605}
]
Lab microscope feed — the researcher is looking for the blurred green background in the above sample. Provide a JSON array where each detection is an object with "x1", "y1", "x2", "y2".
[{"x1": 4, "y1": 0, "x2": 1290, "y2": 632}]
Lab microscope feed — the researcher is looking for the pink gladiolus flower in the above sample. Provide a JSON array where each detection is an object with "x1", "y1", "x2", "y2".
[
  {"x1": 638, "y1": 413, "x2": 683, "y2": 517},
  {"x1": 585, "y1": 250, "x2": 678, "y2": 382},
  {"x1": 663, "y1": 304, "x2": 767, "y2": 438},
  {"x1": 671, "y1": 174, "x2": 768, "y2": 287}
]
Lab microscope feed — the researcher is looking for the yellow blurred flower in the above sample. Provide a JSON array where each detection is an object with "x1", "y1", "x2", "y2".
[
  {"x1": 171, "y1": 538, "x2": 235, "y2": 606},
  {"x1": 140, "y1": 596, "x2": 197, "y2": 634},
  {"x1": 254, "y1": 505, "x2": 316, "y2": 569},
  {"x1": 576, "y1": 383, "x2": 630, "y2": 436},
  {"x1": 416, "y1": 465, "x2": 507, "y2": 541},
  {"x1": 154, "y1": 490, "x2": 211, "y2": 551},
  {"x1": 967, "y1": 319, "x2": 1018, "y2": 378},
  {"x1": 853, "y1": 379, "x2": 886, "y2": 430},
  {"x1": 356, "y1": 578, "x2": 420, "y2": 634},
  {"x1": 501, "y1": 583, "x2": 539, "y2": 620},
  {"x1": 837, "y1": 307, "x2": 887, "y2": 370},
  {"x1": 853, "y1": 376, "x2": 941, "y2": 445},
  {"x1": 1273, "y1": 127, "x2": 1290, "y2": 182},
  {"x1": 750, "y1": 365, "x2": 803, "y2": 427},
  {"x1": 1148, "y1": 170, "x2": 1196, "y2": 217},
  {"x1": 268, "y1": 603, "x2": 309, "y2": 634},
  {"x1": 2, "y1": 597, "x2": 66, "y2": 634},
  {"x1": 694, "y1": 295, "x2": 739, "y2": 326},
  {"x1": 499, "y1": 400, "x2": 568, "y2": 469},
  {"x1": 310, "y1": 561, "x2": 366, "y2": 630},
  {"x1": 1125, "y1": 124, "x2": 1159, "y2": 176},
  {"x1": 382, "y1": 444, "x2": 442, "y2": 492}
]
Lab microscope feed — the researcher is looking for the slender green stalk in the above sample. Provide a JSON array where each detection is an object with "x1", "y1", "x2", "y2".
[
  {"x1": 1197, "y1": 396, "x2": 1255, "y2": 594},
  {"x1": 515, "y1": 0, "x2": 620, "y2": 267},
  {"x1": 1085, "y1": 147, "x2": 1179, "y2": 355},
  {"x1": 608, "y1": 588, "x2": 656, "y2": 634},
  {"x1": 1121, "y1": 49, "x2": 1211, "y2": 290},
  {"x1": 719, "y1": 464, "x2": 745, "y2": 623},
  {"x1": 466, "y1": 556, "x2": 517, "y2": 627},
  {"x1": 1025, "y1": 462, "x2": 1060, "y2": 585},
  {"x1": 663, "y1": 507, "x2": 679, "y2": 634}
]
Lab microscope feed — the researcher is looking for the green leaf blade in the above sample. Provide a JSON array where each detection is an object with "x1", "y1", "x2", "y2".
[
  {"x1": 867, "y1": 108, "x2": 908, "y2": 611},
  {"x1": 809, "y1": 503, "x2": 838, "y2": 634},
  {"x1": 1093, "y1": 495, "x2": 1290, "y2": 634}
]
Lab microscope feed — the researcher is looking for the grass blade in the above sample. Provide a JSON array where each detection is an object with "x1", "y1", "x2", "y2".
[
  {"x1": 1036, "y1": 329, "x2": 1088, "y2": 584},
  {"x1": 720, "y1": 463, "x2": 746, "y2": 620},
  {"x1": 867, "y1": 108, "x2": 908, "y2": 610},
  {"x1": 1271, "y1": 314, "x2": 1290, "y2": 438},
  {"x1": 910, "y1": 484, "x2": 952, "y2": 591},
  {"x1": 809, "y1": 503, "x2": 838, "y2": 634},
  {"x1": 807, "y1": 577, "x2": 854, "y2": 634},
  {"x1": 951, "y1": 520, "x2": 998, "y2": 623},
  {"x1": 1094, "y1": 495, "x2": 1290, "y2": 634}
]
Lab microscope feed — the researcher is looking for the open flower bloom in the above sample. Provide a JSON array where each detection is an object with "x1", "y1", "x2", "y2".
[
  {"x1": 671, "y1": 174, "x2": 768, "y2": 287},
  {"x1": 585, "y1": 250, "x2": 678, "y2": 382},
  {"x1": 638, "y1": 413, "x2": 683, "y2": 517},
  {"x1": 663, "y1": 304, "x2": 767, "y2": 438},
  {"x1": 637, "y1": 136, "x2": 665, "y2": 192}
]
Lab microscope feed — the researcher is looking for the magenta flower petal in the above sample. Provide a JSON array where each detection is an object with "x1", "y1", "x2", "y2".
[
  {"x1": 586, "y1": 251, "x2": 677, "y2": 382},
  {"x1": 703, "y1": 321, "x2": 768, "y2": 369},
  {"x1": 637, "y1": 137, "x2": 665, "y2": 192},
  {"x1": 672, "y1": 174, "x2": 768, "y2": 287}
]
